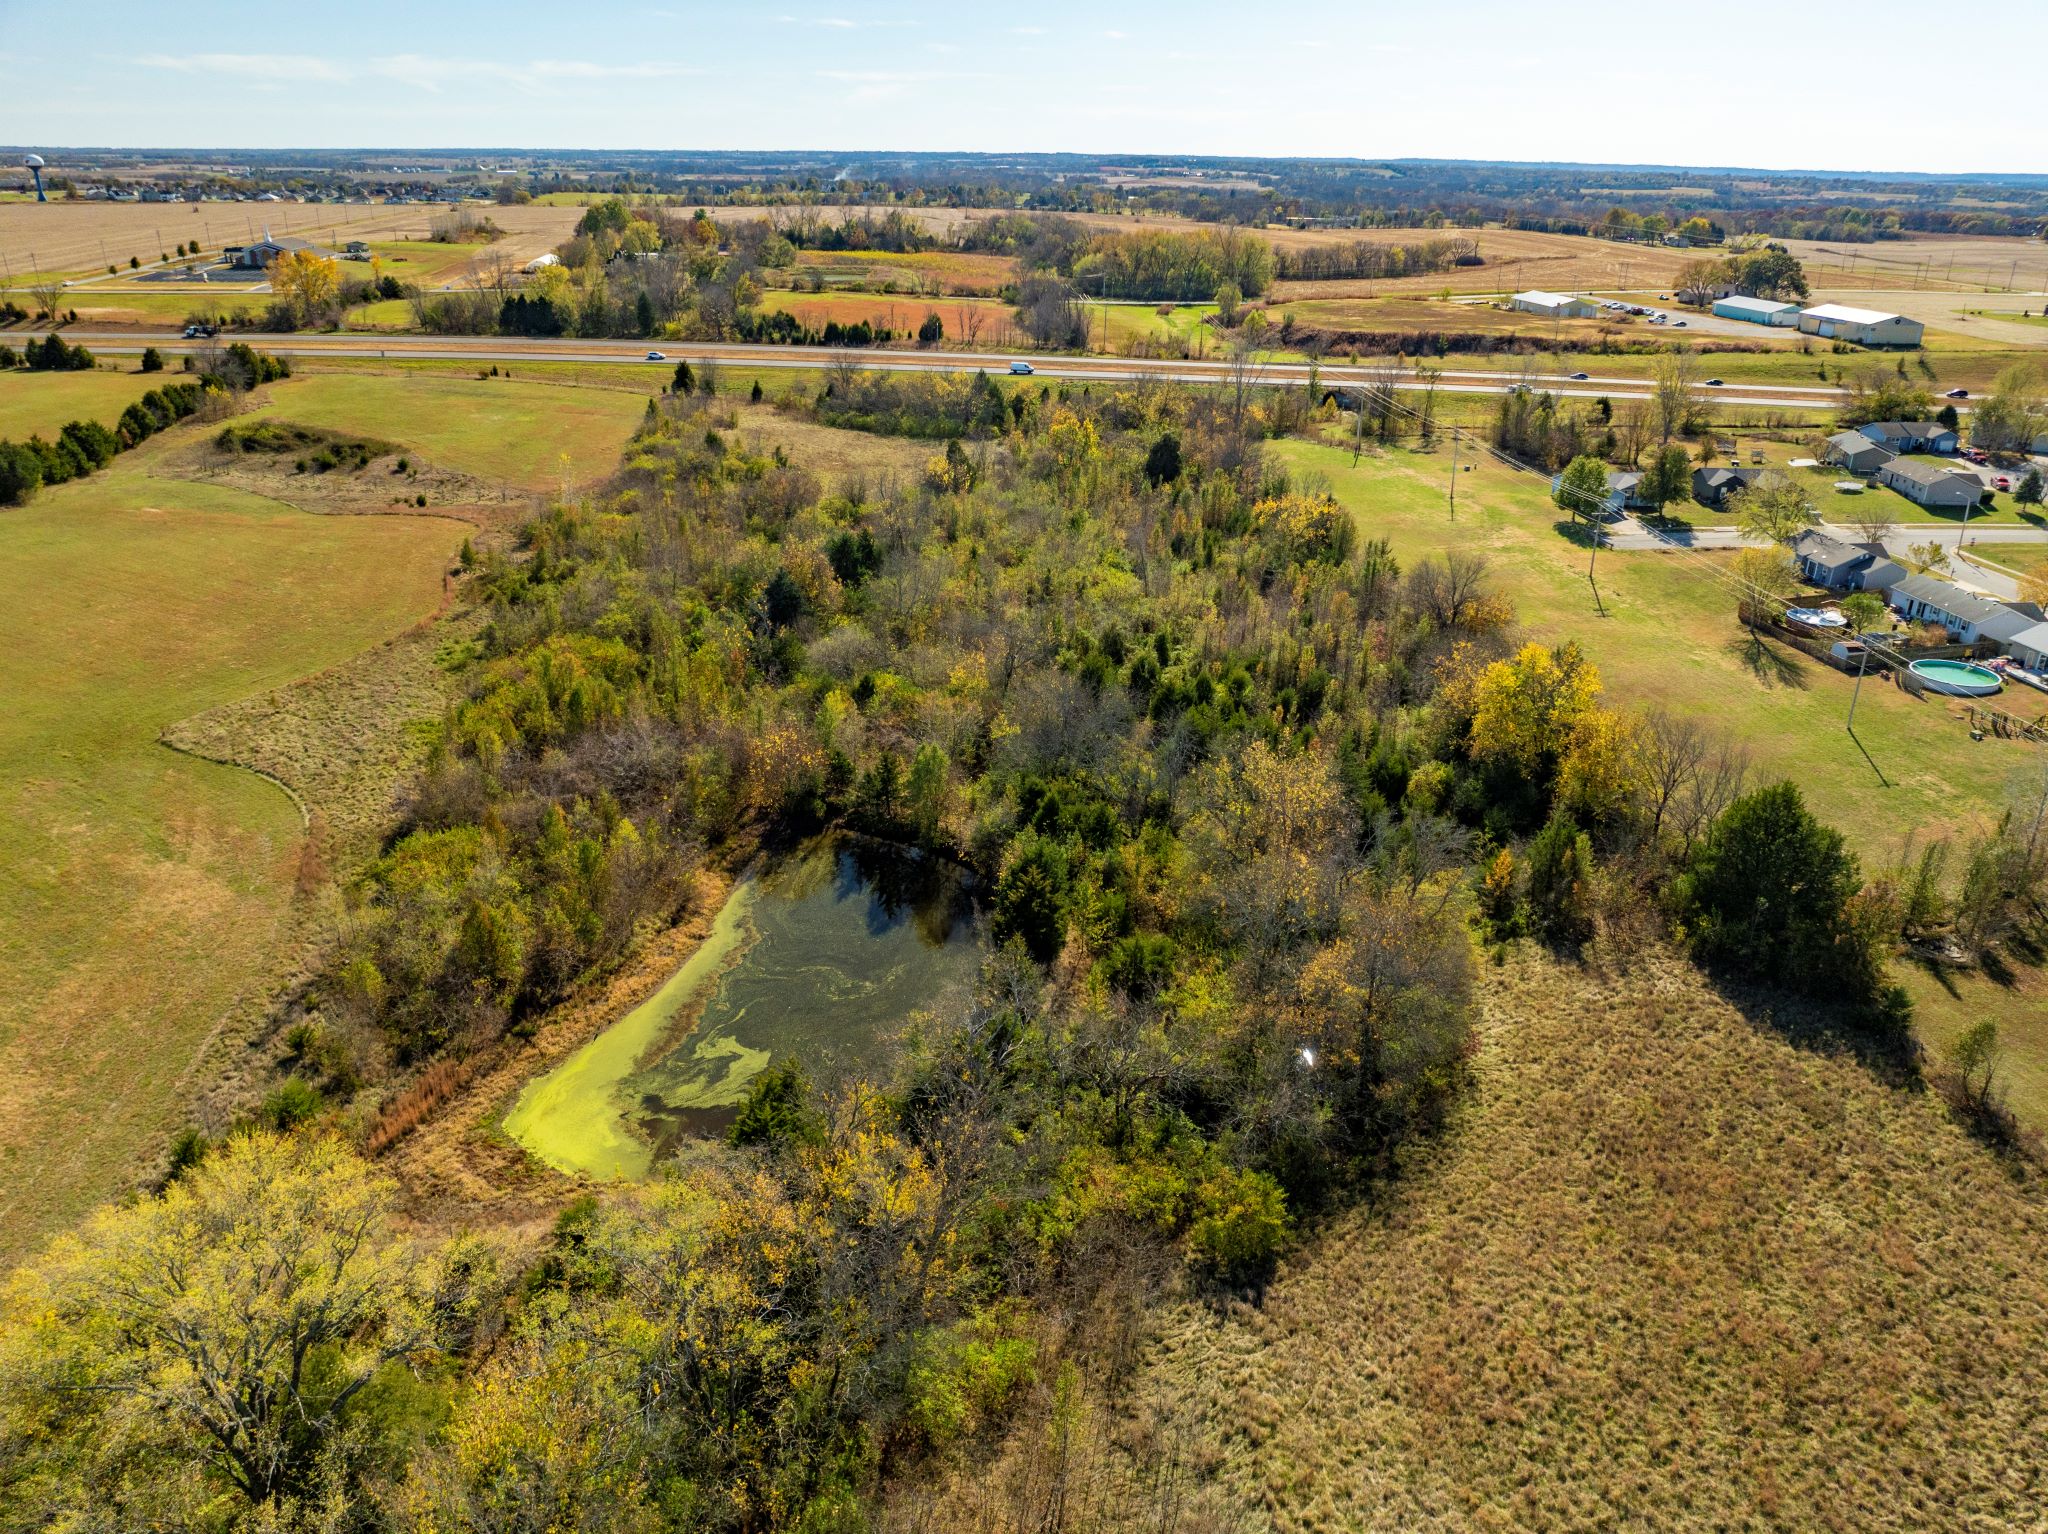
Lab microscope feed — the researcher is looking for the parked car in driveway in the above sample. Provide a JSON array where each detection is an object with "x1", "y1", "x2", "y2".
[{"x1": 1994, "y1": 475, "x2": 2013, "y2": 491}]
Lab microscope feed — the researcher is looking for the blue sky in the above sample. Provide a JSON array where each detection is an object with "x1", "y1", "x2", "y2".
[{"x1": 1, "y1": 0, "x2": 2042, "y2": 173}]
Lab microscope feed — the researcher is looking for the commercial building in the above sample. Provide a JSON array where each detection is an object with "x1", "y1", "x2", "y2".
[
  {"x1": 1795, "y1": 304, "x2": 1924, "y2": 348},
  {"x1": 1711, "y1": 295, "x2": 1801, "y2": 327},
  {"x1": 1509, "y1": 290, "x2": 1600, "y2": 319}
]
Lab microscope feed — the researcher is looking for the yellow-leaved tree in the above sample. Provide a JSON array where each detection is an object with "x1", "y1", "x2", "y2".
[
  {"x1": 269, "y1": 248, "x2": 342, "y2": 327},
  {"x1": 0, "y1": 1133, "x2": 487, "y2": 1522},
  {"x1": 1467, "y1": 640, "x2": 1603, "y2": 776}
]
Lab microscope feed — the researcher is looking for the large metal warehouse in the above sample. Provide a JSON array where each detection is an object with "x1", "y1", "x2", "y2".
[
  {"x1": 1712, "y1": 295, "x2": 1801, "y2": 327},
  {"x1": 1509, "y1": 290, "x2": 1599, "y2": 319},
  {"x1": 1796, "y1": 303, "x2": 1924, "y2": 347}
]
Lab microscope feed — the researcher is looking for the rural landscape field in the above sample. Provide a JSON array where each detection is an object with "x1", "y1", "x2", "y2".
[{"x1": 4, "y1": 6, "x2": 2048, "y2": 1530}]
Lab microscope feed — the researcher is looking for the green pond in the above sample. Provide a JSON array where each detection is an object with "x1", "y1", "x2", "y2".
[{"x1": 503, "y1": 835, "x2": 980, "y2": 1179}]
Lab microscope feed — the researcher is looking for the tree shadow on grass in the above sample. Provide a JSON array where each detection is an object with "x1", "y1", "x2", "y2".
[
  {"x1": 1726, "y1": 633, "x2": 1809, "y2": 689},
  {"x1": 1701, "y1": 970, "x2": 1926, "y2": 1095}
]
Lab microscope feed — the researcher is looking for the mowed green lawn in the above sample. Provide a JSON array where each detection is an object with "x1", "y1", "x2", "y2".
[
  {"x1": 1282, "y1": 439, "x2": 2029, "y2": 840},
  {"x1": 1288, "y1": 437, "x2": 2048, "y2": 1120},
  {"x1": 221, "y1": 371, "x2": 648, "y2": 490},
  {"x1": 0, "y1": 367, "x2": 170, "y2": 440},
  {"x1": 0, "y1": 466, "x2": 461, "y2": 1266}
]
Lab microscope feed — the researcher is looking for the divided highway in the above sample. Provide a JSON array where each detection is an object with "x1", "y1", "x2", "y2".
[{"x1": 72, "y1": 330, "x2": 1856, "y2": 413}]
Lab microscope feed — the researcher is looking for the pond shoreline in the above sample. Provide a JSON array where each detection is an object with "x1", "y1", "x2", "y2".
[{"x1": 377, "y1": 864, "x2": 736, "y2": 1236}]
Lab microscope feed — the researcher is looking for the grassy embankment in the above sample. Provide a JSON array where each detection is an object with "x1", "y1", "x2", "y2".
[
  {"x1": 0, "y1": 466, "x2": 460, "y2": 1266},
  {"x1": 0, "y1": 366, "x2": 656, "y2": 1265}
]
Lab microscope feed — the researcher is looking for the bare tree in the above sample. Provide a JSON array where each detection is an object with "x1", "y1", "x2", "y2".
[
  {"x1": 1650, "y1": 348, "x2": 1701, "y2": 444},
  {"x1": 1639, "y1": 708, "x2": 1748, "y2": 851},
  {"x1": 1225, "y1": 330, "x2": 1268, "y2": 433},
  {"x1": 30, "y1": 278, "x2": 64, "y2": 322},
  {"x1": 955, "y1": 302, "x2": 986, "y2": 346},
  {"x1": 1842, "y1": 502, "x2": 1897, "y2": 546}
]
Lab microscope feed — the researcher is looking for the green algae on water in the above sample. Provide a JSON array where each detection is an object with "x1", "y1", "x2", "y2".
[{"x1": 501, "y1": 881, "x2": 759, "y2": 1179}]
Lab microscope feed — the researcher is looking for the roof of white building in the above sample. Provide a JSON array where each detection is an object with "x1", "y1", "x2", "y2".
[
  {"x1": 1511, "y1": 290, "x2": 1583, "y2": 307},
  {"x1": 1801, "y1": 303, "x2": 1911, "y2": 326}
]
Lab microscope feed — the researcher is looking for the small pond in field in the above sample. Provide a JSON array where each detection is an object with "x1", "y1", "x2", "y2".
[{"x1": 503, "y1": 834, "x2": 980, "y2": 1179}]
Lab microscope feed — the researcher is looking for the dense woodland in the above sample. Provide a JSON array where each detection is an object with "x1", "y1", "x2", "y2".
[{"x1": 4, "y1": 364, "x2": 2038, "y2": 1532}]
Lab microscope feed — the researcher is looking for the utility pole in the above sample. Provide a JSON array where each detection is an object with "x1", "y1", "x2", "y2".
[
  {"x1": 1847, "y1": 642, "x2": 1870, "y2": 734},
  {"x1": 1448, "y1": 431, "x2": 1459, "y2": 519}
]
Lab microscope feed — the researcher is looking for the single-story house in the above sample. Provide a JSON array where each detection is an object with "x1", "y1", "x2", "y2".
[
  {"x1": 1711, "y1": 295, "x2": 1801, "y2": 327},
  {"x1": 1877, "y1": 458, "x2": 1986, "y2": 509},
  {"x1": 1796, "y1": 304, "x2": 1925, "y2": 348},
  {"x1": 2006, "y1": 621, "x2": 2048, "y2": 672},
  {"x1": 1824, "y1": 431, "x2": 1896, "y2": 475},
  {"x1": 1788, "y1": 529, "x2": 1906, "y2": 593},
  {"x1": 1692, "y1": 465, "x2": 1762, "y2": 508},
  {"x1": 1860, "y1": 420, "x2": 1958, "y2": 455},
  {"x1": 1510, "y1": 289, "x2": 1600, "y2": 320},
  {"x1": 1889, "y1": 574, "x2": 2041, "y2": 645},
  {"x1": 1549, "y1": 468, "x2": 1649, "y2": 517}
]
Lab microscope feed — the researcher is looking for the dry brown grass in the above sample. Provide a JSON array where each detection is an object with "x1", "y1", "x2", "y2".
[
  {"x1": 0, "y1": 200, "x2": 580, "y2": 279},
  {"x1": 1120, "y1": 951, "x2": 2048, "y2": 1533},
  {"x1": 377, "y1": 871, "x2": 731, "y2": 1237}
]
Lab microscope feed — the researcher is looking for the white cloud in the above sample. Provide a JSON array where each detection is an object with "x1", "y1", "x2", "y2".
[
  {"x1": 135, "y1": 52, "x2": 350, "y2": 82},
  {"x1": 133, "y1": 51, "x2": 698, "y2": 92}
]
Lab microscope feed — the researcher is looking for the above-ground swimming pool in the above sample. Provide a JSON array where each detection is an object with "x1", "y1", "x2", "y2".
[{"x1": 1908, "y1": 659, "x2": 2004, "y2": 697}]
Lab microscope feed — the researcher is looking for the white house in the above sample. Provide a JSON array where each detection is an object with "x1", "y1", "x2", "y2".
[
  {"x1": 1510, "y1": 290, "x2": 1599, "y2": 320},
  {"x1": 1889, "y1": 574, "x2": 2041, "y2": 646},
  {"x1": 1796, "y1": 304, "x2": 1924, "y2": 348}
]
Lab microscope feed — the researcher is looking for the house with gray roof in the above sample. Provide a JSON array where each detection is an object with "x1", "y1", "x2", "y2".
[
  {"x1": 1824, "y1": 431, "x2": 1895, "y2": 475},
  {"x1": 1788, "y1": 530, "x2": 1906, "y2": 593},
  {"x1": 1877, "y1": 458, "x2": 1985, "y2": 509},
  {"x1": 1889, "y1": 574, "x2": 2042, "y2": 646},
  {"x1": 1859, "y1": 420, "x2": 1959, "y2": 455},
  {"x1": 1692, "y1": 465, "x2": 1761, "y2": 509}
]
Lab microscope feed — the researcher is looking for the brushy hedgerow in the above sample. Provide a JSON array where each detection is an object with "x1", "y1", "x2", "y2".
[{"x1": 1125, "y1": 951, "x2": 2048, "y2": 1534}]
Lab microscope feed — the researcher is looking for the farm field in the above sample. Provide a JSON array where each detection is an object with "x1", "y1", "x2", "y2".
[
  {"x1": 0, "y1": 366, "x2": 169, "y2": 439},
  {"x1": 215, "y1": 369, "x2": 649, "y2": 490},
  {"x1": 783, "y1": 248, "x2": 1017, "y2": 295},
  {"x1": 1787, "y1": 232, "x2": 2048, "y2": 295},
  {"x1": 0, "y1": 462, "x2": 461, "y2": 1265},
  {"x1": 1131, "y1": 951, "x2": 2048, "y2": 1532},
  {"x1": 0, "y1": 200, "x2": 580, "y2": 280},
  {"x1": 1281, "y1": 437, "x2": 2026, "y2": 839}
]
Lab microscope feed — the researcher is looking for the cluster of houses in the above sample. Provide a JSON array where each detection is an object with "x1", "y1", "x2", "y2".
[
  {"x1": 1788, "y1": 530, "x2": 2048, "y2": 671},
  {"x1": 1821, "y1": 419, "x2": 1992, "y2": 508},
  {"x1": 1710, "y1": 297, "x2": 1925, "y2": 348}
]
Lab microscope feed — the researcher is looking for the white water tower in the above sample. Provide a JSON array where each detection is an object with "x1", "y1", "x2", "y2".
[{"x1": 24, "y1": 154, "x2": 46, "y2": 202}]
